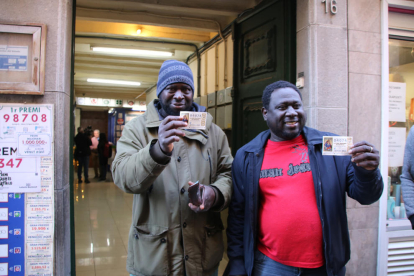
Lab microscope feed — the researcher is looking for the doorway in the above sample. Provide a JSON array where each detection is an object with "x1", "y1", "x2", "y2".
[
  {"x1": 71, "y1": 13, "x2": 221, "y2": 276},
  {"x1": 232, "y1": 0, "x2": 296, "y2": 152},
  {"x1": 70, "y1": 1, "x2": 296, "y2": 275}
]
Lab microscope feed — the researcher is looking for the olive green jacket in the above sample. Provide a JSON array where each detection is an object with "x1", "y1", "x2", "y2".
[{"x1": 112, "y1": 100, "x2": 233, "y2": 276}]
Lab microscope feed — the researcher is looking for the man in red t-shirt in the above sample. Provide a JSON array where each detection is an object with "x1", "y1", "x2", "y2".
[{"x1": 226, "y1": 81, "x2": 383, "y2": 276}]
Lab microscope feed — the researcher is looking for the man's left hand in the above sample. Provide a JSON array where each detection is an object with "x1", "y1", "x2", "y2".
[
  {"x1": 349, "y1": 141, "x2": 380, "y2": 170},
  {"x1": 188, "y1": 181, "x2": 216, "y2": 212}
]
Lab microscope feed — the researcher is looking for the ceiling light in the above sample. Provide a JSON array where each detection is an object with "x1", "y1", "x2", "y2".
[
  {"x1": 136, "y1": 29, "x2": 142, "y2": 35},
  {"x1": 91, "y1": 47, "x2": 173, "y2": 57},
  {"x1": 87, "y1": 78, "x2": 141, "y2": 86}
]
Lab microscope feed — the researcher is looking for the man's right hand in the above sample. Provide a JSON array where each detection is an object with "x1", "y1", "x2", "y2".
[{"x1": 158, "y1": 116, "x2": 187, "y2": 154}]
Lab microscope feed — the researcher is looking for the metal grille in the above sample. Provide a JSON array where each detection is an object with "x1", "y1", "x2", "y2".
[{"x1": 387, "y1": 239, "x2": 414, "y2": 275}]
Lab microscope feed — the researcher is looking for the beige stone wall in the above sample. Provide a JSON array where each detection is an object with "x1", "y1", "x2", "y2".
[
  {"x1": 297, "y1": 0, "x2": 348, "y2": 135},
  {"x1": 0, "y1": 1, "x2": 73, "y2": 275},
  {"x1": 346, "y1": 1, "x2": 382, "y2": 275},
  {"x1": 297, "y1": 1, "x2": 382, "y2": 275}
]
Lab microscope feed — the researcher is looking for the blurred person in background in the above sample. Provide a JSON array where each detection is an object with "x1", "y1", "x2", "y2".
[
  {"x1": 98, "y1": 133, "x2": 111, "y2": 181},
  {"x1": 402, "y1": 126, "x2": 414, "y2": 229},
  {"x1": 90, "y1": 129, "x2": 100, "y2": 178},
  {"x1": 74, "y1": 127, "x2": 91, "y2": 184}
]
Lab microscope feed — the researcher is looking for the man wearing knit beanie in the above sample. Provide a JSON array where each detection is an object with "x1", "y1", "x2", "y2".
[
  {"x1": 112, "y1": 59, "x2": 233, "y2": 276},
  {"x1": 156, "y1": 60, "x2": 196, "y2": 117}
]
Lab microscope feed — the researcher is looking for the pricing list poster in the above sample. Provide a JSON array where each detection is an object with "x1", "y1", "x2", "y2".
[
  {"x1": 0, "y1": 193, "x2": 25, "y2": 275},
  {"x1": 0, "y1": 105, "x2": 53, "y2": 193},
  {"x1": 0, "y1": 104, "x2": 54, "y2": 275}
]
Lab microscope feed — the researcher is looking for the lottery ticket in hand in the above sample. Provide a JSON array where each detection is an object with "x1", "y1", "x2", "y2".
[
  {"x1": 179, "y1": 111, "x2": 207, "y2": 130},
  {"x1": 322, "y1": 136, "x2": 353, "y2": 156}
]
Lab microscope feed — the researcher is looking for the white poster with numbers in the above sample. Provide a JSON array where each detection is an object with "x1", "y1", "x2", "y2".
[
  {"x1": 0, "y1": 104, "x2": 53, "y2": 193},
  {"x1": 388, "y1": 127, "x2": 406, "y2": 167},
  {"x1": 389, "y1": 82, "x2": 406, "y2": 122}
]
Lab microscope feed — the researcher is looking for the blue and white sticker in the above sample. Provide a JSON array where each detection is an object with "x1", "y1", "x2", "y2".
[{"x1": 0, "y1": 46, "x2": 28, "y2": 71}]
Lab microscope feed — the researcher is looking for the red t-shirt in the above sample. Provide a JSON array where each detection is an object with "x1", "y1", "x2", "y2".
[{"x1": 257, "y1": 135, "x2": 325, "y2": 268}]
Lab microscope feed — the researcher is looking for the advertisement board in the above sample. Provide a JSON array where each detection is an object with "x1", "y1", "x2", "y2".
[{"x1": 0, "y1": 104, "x2": 54, "y2": 275}]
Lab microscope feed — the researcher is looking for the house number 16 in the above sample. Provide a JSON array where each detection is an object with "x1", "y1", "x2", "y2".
[{"x1": 322, "y1": 0, "x2": 337, "y2": 14}]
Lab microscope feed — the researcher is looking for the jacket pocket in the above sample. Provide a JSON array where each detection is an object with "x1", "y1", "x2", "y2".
[
  {"x1": 131, "y1": 226, "x2": 169, "y2": 275},
  {"x1": 202, "y1": 225, "x2": 224, "y2": 272}
]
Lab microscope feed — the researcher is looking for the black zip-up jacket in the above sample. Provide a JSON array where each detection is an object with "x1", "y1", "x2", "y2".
[
  {"x1": 74, "y1": 133, "x2": 92, "y2": 158},
  {"x1": 226, "y1": 127, "x2": 383, "y2": 276}
]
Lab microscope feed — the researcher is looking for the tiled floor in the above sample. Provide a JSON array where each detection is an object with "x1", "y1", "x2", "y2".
[
  {"x1": 74, "y1": 169, "x2": 132, "y2": 276},
  {"x1": 74, "y1": 169, "x2": 228, "y2": 276}
]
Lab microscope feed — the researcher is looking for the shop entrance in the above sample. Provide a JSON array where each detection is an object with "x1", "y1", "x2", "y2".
[
  {"x1": 70, "y1": 1, "x2": 296, "y2": 275},
  {"x1": 377, "y1": 7, "x2": 414, "y2": 271},
  {"x1": 72, "y1": 36, "x2": 200, "y2": 276}
]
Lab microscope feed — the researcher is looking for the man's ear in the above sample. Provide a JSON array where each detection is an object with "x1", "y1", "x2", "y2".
[{"x1": 261, "y1": 107, "x2": 267, "y2": 121}]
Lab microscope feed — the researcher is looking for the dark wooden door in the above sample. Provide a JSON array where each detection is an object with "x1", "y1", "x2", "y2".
[
  {"x1": 232, "y1": 0, "x2": 296, "y2": 153},
  {"x1": 80, "y1": 110, "x2": 108, "y2": 136}
]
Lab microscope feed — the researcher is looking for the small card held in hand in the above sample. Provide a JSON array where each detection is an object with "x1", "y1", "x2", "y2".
[
  {"x1": 188, "y1": 182, "x2": 203, "y2": 206},
  {"x1": 322, "y1": 136, "x2": 353, "y2": 156},
  {"x1": 180, "y1": 111, "x2": 207, "y2": 130}
]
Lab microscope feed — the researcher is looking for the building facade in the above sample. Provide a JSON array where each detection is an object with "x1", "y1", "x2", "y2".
[{"x1": 0, "y1": 0, "x2": 413, "y2": 275}]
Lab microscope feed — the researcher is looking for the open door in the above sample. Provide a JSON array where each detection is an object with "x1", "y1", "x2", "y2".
[{"x1": 232, "y1": 0, "x2": 296, "y2": 153}]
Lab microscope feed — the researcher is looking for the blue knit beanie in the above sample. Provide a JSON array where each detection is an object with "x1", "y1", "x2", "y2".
[{"x1": 156, "y1": 60, "x2": 195, "y2": 97}]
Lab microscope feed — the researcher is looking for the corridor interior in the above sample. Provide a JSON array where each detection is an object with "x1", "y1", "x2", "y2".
[{"x1": 72, "y1": 1, "x2": 250, "y2": 274}]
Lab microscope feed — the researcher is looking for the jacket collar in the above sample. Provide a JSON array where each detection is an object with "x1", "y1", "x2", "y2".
[
  {"x1": 302, "y1": 127, "x2": 324, "y2": 146},
  {"x1": 145, "y1": 99, "x2": 212, "y2": 145},
  {"x1": 242, "y1": 126, "x2": 324, "y2": 153}
]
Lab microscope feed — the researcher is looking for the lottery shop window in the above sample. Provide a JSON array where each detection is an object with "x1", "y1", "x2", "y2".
[{"x1": 387, "y1": 38, "x2": 414, "y2": 221}]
